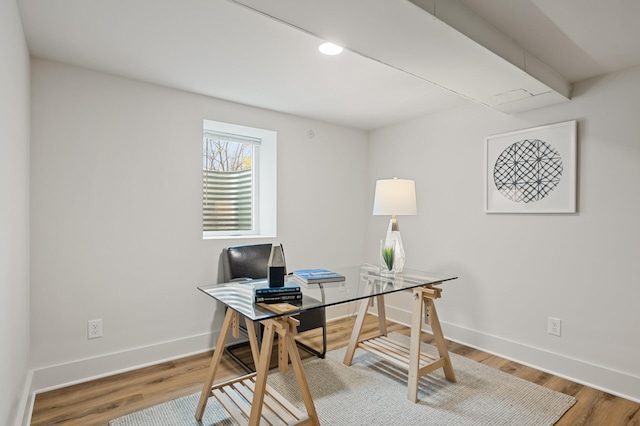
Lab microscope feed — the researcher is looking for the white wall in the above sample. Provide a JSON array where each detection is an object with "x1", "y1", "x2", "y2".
[
  {"x1": 27, "y1": 35, "x2": 640, "y2": 407},
  {"x1": 30, "y1": 58, "x2": 368, "y2": 390},
  {"x1": 0, "y1": 0, "x2": 31, "y2": 424},
  {"x1": 368, "y1": 65, "x2": 640, "y2": 402}
]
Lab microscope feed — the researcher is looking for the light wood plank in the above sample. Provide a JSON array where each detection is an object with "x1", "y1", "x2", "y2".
[
  {"x1": 231, "y1": 381, "x2": 277, "y2": 426},
  {"x1": 246, "y1": 380, "x2": 299, "y2": 424},
  {"x1": 212, "y1": 388, "x2": 246, "y2": 424},
  {"x1": 376, "y1": 295, "x2": 387, "y2": 336},
  {"x1": 360, "y1": 339, "x2": 410, "y2": 368},
  {"x1": 407, "y1": 288, "x2": 425, "y2": 402},
  {"x1": 196, "y1": 307, "x2": 236, "y2": 420},
  {"x1": 263, "y1": 383, "x2": 306, "y2": 420},
  {"x1": 362, "y1": 336, "x2": 438, "y2": 371},
  {"x1": 245, "y1": 317, "x2": 261, "y2": 367},
  {"x1": 248, "y1": 321, "x2": 278, "y2": 425},
  {"x1": 417, "y1": 358, "x2": 446, "y2": 377},
  {"x1": 373, "y1": 335, "x2": 437, "y2": 363},
  {"x1": 285, "y1": 325, "x2": 320, "y2": 426},
  {"x1": 342, "y1": 296, "x2": 372, "y2": 366},
  {"x1": 425, "y1": 297, "x2": 456, "y2": 383}
]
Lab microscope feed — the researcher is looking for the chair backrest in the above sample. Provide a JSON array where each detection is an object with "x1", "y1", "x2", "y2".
[{"x1": 221, "y1": 244, "x2": 286, "y2": 282}]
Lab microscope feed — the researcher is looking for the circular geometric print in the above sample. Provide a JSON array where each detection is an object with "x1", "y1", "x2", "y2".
[{"x1": 493, "y1": 139, "x2": 563, "y2": 203}]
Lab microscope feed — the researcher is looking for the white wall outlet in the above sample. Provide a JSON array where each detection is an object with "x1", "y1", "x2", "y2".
[
  {"x1": 88, "y1": 319, "x2": 103, "y2": 339},
  {"x1": 548, "y1": 317, "x2": 561, "y2": 336}
]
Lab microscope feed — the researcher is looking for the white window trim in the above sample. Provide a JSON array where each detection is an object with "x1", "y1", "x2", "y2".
[{"x1": 202, "y1": 120, "x2": 277, "y2": 240}]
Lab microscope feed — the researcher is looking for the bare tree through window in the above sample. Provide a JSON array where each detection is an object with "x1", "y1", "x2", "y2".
[{"x1": 203, "y1": 137, "x2": 252, "y2": 172}]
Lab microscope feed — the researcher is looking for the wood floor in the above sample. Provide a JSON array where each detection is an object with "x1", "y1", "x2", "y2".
[{"x1": 31, "y1": 315, "x2": 640, "y2": 425}]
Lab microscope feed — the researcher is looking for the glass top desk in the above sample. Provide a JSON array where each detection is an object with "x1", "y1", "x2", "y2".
[{"x1": 196, "y1": 265, "x2": 458, "y2": 425}]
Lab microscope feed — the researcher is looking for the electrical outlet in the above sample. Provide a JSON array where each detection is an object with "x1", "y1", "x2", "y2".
[
  {"x1": 548, "y1": 317, "x2": 561, "y2": 337},
  {"x1": 88, "y1": 319, "x2": 103, "y2": 339}
]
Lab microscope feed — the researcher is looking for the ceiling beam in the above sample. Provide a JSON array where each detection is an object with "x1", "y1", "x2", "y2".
[{"x1": 231, "y1": 0, "x2": 572, "y2": 114}]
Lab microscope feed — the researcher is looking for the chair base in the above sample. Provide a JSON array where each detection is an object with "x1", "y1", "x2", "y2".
[{"x1": 225, "y1": 326, "x2": 327, "y2": 373}]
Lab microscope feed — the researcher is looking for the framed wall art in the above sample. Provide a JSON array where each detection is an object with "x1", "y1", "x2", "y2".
[{"x1": 484, "y1": 120, "x2": 577, "y2": 214}]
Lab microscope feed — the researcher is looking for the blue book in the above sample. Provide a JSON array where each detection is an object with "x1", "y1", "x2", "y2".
[{"x1": 293, "y1": 269, "x2": 345, "y2": 284}]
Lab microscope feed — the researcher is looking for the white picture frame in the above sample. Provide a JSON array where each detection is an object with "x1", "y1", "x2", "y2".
[{"x1": 484, "y1": 120, "x2": 577, "y2": 214}]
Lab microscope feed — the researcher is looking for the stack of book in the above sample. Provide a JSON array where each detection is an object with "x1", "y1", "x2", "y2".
[
  {"x1": 254, "y1": 284, "x2": 302, "y2": 304},
  {"x1": 293, "y1": 269, "x2": 345, "y2": 285}
]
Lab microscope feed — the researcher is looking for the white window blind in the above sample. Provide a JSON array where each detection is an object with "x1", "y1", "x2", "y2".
[{"x1": 202, "y1": 131, "x2": 261, "y2": 233}]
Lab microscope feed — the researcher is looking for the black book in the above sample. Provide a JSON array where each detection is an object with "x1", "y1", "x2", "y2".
[
  {"x1": 254, "y1": 284, "x2": 301, "y2": 295},
  {"x1": 254, "y1": 290, "x2": 302, "y2": 304}
]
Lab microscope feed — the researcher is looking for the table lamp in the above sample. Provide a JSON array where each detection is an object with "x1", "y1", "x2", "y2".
[{"x1": 373, "y1": 178, "x2": 417, "y2": 272}]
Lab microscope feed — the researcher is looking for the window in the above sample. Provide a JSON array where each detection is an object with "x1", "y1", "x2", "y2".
[
  {"x1": 203, "y1": 131, "x2": 258, "y2": 233},
  {"x1": 202, "y1": 120, "x2": 276, "y2": 238}
]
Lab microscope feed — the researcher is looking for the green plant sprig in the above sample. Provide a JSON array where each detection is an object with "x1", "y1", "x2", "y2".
[{"x1": 382, "y1": 245, "x2": 395, "y2": 270}]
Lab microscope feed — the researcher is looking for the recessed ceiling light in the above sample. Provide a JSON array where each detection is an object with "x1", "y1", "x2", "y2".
[{"x1": 319, "y1": 42, "x2": 343, "y2": 55}]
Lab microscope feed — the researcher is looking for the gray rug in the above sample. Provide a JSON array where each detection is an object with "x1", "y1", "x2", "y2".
[{"x1": 110, "y1": 333, "x2": 575, "y2": 425}]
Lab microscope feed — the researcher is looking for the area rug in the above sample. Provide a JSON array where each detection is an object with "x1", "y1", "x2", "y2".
[{"x1": 109, "y1": 333, "x2": 575, "y2": 425}]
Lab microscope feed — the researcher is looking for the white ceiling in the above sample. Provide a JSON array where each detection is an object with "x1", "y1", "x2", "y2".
[{"x1": 17, "y1": 0, "x2": 640, "y2": 131}]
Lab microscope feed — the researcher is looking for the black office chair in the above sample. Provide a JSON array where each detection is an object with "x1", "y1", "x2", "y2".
[{"x1": 220, "y1": 243, "x2": 327, "y2": 371}]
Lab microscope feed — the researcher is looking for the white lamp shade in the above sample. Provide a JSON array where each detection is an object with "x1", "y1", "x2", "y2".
[{"x1": 372, "y1": 178, "x2": 417, "y2": 216}]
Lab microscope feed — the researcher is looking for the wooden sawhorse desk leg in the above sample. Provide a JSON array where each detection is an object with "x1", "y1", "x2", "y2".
[
  {"x1": 407, "y1": 286, "x2": 456, "y2": 402},
  {"x1": 342, "y1": 284, "x2": 456, "y2": 403},
  {"x1": 249, "y1": 316, "x2": 319, "y2": 425},
  {"x1": 343, "y1": 294, "x2": 387, "y2": 366},
  {"x1": 196, "y1": 308, "x2": 236, "y2": 421},
  {"x1": 195, "y1": 309, "x2": 319, "y2": 425}
]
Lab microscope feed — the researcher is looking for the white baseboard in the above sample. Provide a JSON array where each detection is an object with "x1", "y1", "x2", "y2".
[
  {"x1": 29, "y1": 305, "x2": 356, "y2": 396},
  {"x1": 30, "y1": 331, "x2": 221, "y2": 394},
  {"x1": 15, "y1": 370, "x2": 34, "y2": 426},
  {"x1": 384, "y1": 305, "x2": 640, "y2": 404}
]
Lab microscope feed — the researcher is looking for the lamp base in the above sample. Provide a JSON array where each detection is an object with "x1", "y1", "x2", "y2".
[{"x1": 384, "y1": 217, "x2": 406, "y2": 272}]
